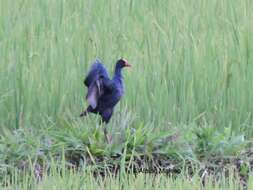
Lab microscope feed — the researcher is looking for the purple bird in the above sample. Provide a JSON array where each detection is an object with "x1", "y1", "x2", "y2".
[{"x1": 80, "y1": 58, "x2": 131, "y2": 142}]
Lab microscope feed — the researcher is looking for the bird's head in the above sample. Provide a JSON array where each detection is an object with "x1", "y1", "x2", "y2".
[{"x1": 116, "y1": 58, "x2": 131, "y2": 69}]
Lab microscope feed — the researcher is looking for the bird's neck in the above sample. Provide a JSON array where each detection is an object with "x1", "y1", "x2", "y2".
[{"x1": 113, "y1": 67, "x2": 123, "y2": 85}]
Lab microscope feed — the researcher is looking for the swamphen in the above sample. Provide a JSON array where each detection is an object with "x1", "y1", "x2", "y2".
[{"x1": 80, "y1": 58, "x2": 131, "y2": 142}]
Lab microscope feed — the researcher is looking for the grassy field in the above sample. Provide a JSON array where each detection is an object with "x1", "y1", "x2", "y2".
[
  {"x1": 2, "y1": 167, "x2": 251, "y2": 190},
  {"x1": 1, "y1": 0, "x2": 253, "y2": 189}
]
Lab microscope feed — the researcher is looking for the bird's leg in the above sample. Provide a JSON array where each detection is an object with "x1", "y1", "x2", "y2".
[
  {"x1": 101, "y1": 110, "x2": 113, "y2": 144},
  {"x1": 103, "y1": 126, "x2": 110, "y2": 144},
  {"x1": 100, "y1": 120, "x2": 112, "y2": 144},
  {"x1": 104, "y1": 127, "x2": 112, "y2": 144}
]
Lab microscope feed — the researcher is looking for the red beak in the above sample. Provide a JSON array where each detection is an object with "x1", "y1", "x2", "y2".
[{"x1": 125, "y1": 62, "x2": 131, "y2": 67}]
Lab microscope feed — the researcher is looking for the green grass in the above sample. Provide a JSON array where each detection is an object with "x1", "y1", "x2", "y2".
[
  {"x1": 3, "y1": 173, "x2": 248, "y2": 190},
  {"x1": 1, "y1": 0, "x2": 253, "y2": 189},
  {"x1": 1, "y1": 164, "x2": 249, "y2": 190}
]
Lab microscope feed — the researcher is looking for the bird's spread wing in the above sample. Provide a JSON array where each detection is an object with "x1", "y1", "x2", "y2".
[
  {"x1": 86, "y1": 79, "x2": 104, "y2": 109},
  {"x1": 86, "y1": 77, "x2": 117, "y2": 109},
  {"x1": 84, "y1": 59, "x2": 117, "y2": 109},
  {"x1": 84, "y1": 59, "x2": 110, "y2": 87}
]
